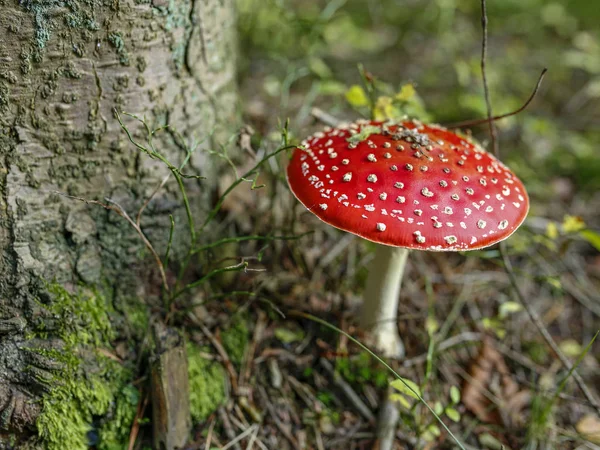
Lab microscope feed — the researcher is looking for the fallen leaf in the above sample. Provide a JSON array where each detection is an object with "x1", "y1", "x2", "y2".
[
  {"x1": 576, "y1": 414, "x2": 600, "y2": 443},
  {"x1": 462, "y1": 338, "x2": 531, "y2": 428}
]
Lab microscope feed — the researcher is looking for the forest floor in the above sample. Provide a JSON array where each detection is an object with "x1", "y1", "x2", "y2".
[{"x1": 136, "y1": 1, "x2": 600, "y2": 449}]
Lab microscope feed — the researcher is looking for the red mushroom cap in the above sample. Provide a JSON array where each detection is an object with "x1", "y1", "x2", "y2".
[{"x1": 287, "y1": 119, "x2": 529, "y2": 251}]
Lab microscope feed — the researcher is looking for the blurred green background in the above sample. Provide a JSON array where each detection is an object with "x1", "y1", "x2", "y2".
[{"x1": 237, "y1": 0, "x2": 600, "y2": 211}]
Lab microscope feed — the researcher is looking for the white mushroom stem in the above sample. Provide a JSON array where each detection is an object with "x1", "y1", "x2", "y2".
[{"x1": 360, "y1": 245, "x2": 409, "y2": 358}]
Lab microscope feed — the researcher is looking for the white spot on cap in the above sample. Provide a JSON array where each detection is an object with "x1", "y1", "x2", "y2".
[
  {"x1": 465, "y1": 188, "x2": 474, "y2": 195},
  {"x1": 367, "y1": 154, "x2": 377, "y2": 162},
  {"x1": 444, "y1": 235, "x2": 457, "y2": 245},
  {"x1": 396, "y1": 196, "x2": 405, "y2": 204},
  {"x1": 319, "y1": 204, "x2": 328, "y2": 210},
  {"x1": 376, "y1": 223, "x2": 386, "y2": 231},
  {"x1": 443, "y1": 206, "x2": 453, "y2": 215},
  {"x1": 342, "y1": 159, "x2": 349, "y2": 165},
  {"x1": 440, "y1": 180, "x2": 448, "y2": 187},
  {"x1": 498, "y1": 220, "x2": 508, "y2": 230},
  {"x1": 379, "y1": 193, "x2": 388, "y2": 200},
  {"x1": 343, "y1": 172, "x2": 352, "y2": 182},
  {"x1": 413, "y1": 231, "x2": 426, "y2": 243},
  {"x1": 383, "y1": 152, "x2": 392, "y2": 159},
  {"x1": 421, "y1": 187, "x2": 434, "y2": 198},
  {"x1": 357, "y1": 193, "x2": 366, "y2": 200},
  {"x1": 451, "y1": 194, "x2": 459, "y2": 201},
  {"x1": 414, "y1": 209, "x2": 423, "y2": 216},
  {"x1": 477, "y1": 219, "x2": 486, "y2": 229},
  {"x1": 390, "y1": 165, "x2": 398, "y2": 171},
  {"x1": 367, "y1": 174, "x2": 377, "y2": 183},
  {"x1": 406, "y1": 164, "x2": 413, "y2": 171},
  {"x1": 394, "y1": 182, "x2": 404, "y2": 189}
]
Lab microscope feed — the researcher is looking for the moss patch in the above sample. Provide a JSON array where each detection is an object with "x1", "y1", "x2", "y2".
[
  {"x1": 97, "y1": 384, "x2": 140, "y2": 450},
  {"x1": 335, "y1": 351, "x2": 389, "y2": 389},
  {"x1": 220, "y1": 316, "x2": 249, "y2": 367},
  {"x1": 187, "y1": 342, "x2": 227, "y2": 423},
  {"x1": 33, "y1": 284, "x2": 138, "y2": 450}
]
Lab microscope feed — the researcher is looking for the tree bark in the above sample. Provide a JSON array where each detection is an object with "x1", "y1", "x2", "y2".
[{"x1": 0, "y1": 0, "x2": 237, "y2": 443}]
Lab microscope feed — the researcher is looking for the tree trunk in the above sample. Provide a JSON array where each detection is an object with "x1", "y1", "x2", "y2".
[{"x1": 0, "y1": 0, "x2": 237, "y2": 446}]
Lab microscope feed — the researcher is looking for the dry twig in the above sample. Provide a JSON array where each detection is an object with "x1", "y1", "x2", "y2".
[{"x1": 258, "y1": 386, "x2": 302, "y2": 450}]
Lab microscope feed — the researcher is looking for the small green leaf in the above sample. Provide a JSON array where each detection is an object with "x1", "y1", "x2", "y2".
[
  {"x1": 498, "y1": 301, "x2": 522, "y2": 319},
  {"x1": 346, "y1": 125, "x2": 382, "y2": 144},
  {"x1": 559, "y1": 339, "x2": 583, "y2": 357},
  {"x1": 425, "y1": 316, "x2": 439, "y2": 336},
  {"x1": 546, "y1": 276, "x2": 562, "y2": 290},
  {"x1": 390, "y1": 378, "x2": 421, "y2": 399},
  {"x1": 580, "y1": 229, "x2": 600, "y2": 252},
  {"x1": 562, "y1": 215, "x2": 586, "y2": 233},
  {"x1": 546, "y1": 221, "x2": 559, "y2": 239},
  {"x1": 345, "y1": 85, "x2": 368, "y2": 107},
  {"x1": 318, "y1": 80, "x2": 347, "y2": 95},
  {"x1": 433, "y1": 401, "x2": 444, "y2": 415},
  {"x1": 450, "y1": 386, "x2": 461, "y2": 404},
  {"x1": 445, "y1": 407, "x2": 461, "y2": 422},
  {"x1": 394, "y1": 83, "x2": 415, "y2": 101},
  {"x1": 422, "y1": 430, "x2": 436, "y2": 442},
  {"x1": 389, "y1": 393, "x2": 411, "y2": 409},
  {"x1": 427, "y1": 424, "x2": 441, "y2": 437},
  {"x1": 274, "y1": 327, "x2": 305, "y2": 344},
  {"x1": 478, "y1": 432, "x2": 504, "y2": 449},
  {"x1": 308, "y1": 57, "x2": 333, "y2": 79}
]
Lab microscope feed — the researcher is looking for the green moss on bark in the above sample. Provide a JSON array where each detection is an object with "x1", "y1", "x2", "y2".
[{"x1": 33, "y1": 284, "x2": 138, "y2": 450}]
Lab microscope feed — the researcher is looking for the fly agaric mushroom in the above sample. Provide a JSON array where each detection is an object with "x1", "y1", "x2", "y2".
[{"x1": 287, "y1": 119, "x2": 529, "y2": 357}]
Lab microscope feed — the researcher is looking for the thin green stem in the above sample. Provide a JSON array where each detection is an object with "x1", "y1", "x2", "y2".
[
  {"x1": 164, "y1": 215, "x2": 175, "y2": 268},
  {"x1": 115, "y1": 110, "x2": 197, "y2": 245},
  {"x1": 172, "y1": 261, "x2": 249, "y2": 301},
  {"x1": 192, "y1": 232, "x2": 312, "y2": 255}
]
